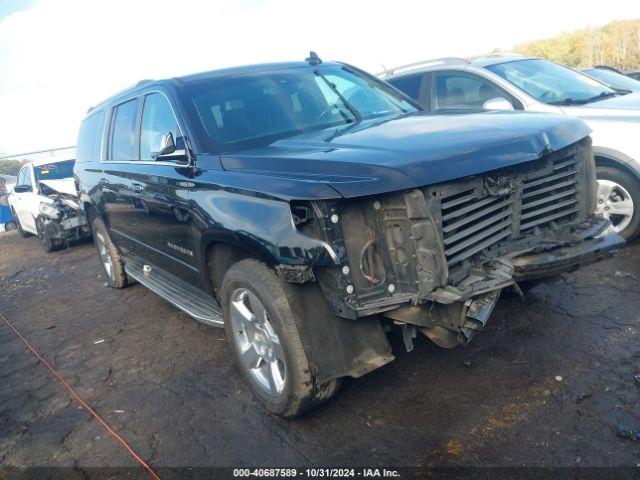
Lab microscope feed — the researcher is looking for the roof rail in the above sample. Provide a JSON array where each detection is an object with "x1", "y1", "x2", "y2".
[
  {"x1": 86, "y1": 79, "x2": 156, "y2": 114},
  {"x1": 378, "y1": 57, "x2": 470, "y2": 78},
  {"x1": 468, "y1": 52, "x2": 525, "y2": 62}
]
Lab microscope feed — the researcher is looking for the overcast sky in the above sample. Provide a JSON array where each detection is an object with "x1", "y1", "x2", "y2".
[{"x1": 1, "y1": 0, "x2": 639, "y2": 154}]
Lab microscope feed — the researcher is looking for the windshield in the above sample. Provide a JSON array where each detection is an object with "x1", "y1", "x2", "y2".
[
  {"x1": 583, "y1": 68, "x2": 640, "y2": 91},
  {"x1": 487, "y1": 59, "x2": 616, "y2": 105},
  {"x1": 33, "y1": 160, "x2": 75, "y2": 182},
  {"x1": 185, "y1": 65, "x2": 418, "y2": 151}
]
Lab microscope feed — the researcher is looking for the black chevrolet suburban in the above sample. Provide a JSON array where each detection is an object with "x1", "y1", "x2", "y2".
[{"x1": 75, "y1": 55, "x2": 623, "y2": 417}]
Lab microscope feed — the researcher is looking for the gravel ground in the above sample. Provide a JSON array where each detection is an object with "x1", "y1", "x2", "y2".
[{"x1": 1, "y1": 231, "x2": 640, "y2": 477}]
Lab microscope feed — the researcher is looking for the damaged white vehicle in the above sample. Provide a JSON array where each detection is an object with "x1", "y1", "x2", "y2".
[{"x1": 8, "y1": 158, "x2": 90, "y2": 252}]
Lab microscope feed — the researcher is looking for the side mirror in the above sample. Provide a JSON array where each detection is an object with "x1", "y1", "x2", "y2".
[
  {"x1": 152, "y1": 132, "x2": 189, "y2": 163},
  {"x1": 13, "y1": 184, "x2": 31, "y2": 193},
  {"x1": 154, "y1": 132, "x2": 176, "y2": 158},
  {"x1": 482, "y1": 97, "x2": 515, "y2": 112}
]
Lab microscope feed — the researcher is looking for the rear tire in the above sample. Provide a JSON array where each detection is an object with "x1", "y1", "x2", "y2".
[
  {"x1": 596, "y1": 166, "x2": 640, "y2": 241},
  {"x1": 221, "y1": 258, "x2": 341, "y2": 418},
  {"x1": 91, "y1": 217, "x2": 130, "y2": 288}
]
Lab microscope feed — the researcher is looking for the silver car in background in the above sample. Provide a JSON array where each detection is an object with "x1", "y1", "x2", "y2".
[
  {"x1": 582, "y1": 67, "x2": 640, "y2": 93},
  {"x1": 381, "y1": 56, "x2": 640, "y2": 240}
]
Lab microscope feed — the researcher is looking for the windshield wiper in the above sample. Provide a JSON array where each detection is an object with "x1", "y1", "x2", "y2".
[
  {"x1": 549, "y1": 97, "x2": 589, "y2": 105},
  {"x1": 314, "y1": 70, "x2": 362, "y2": 123},
  {"x1": 548, "y1": 91, "x2": 619, "y2": 106},
  {"x1": 583, "y1": 91, "x2": 618, "y2": 103}
]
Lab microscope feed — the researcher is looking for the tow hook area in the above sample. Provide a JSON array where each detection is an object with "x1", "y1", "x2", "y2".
[
  {"x1": 460, "y1": 291, "x2": 501, "y2": 342},
  {"x1": 420, "y1": 290, "x2": 501, "y2": 348},
  {"x1": 387, "y1": 289, "x2": 502, "y2": 351}
]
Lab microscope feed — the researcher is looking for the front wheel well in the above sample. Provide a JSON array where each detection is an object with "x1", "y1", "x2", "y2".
[
  {"x1": 83, "y1": 203, "x2": 100, "y2": 226},
  {"x1": 205, "y1": 242, "x2": 253, "y2": 300},
  {"x1": 594, "y1": 155, "x2": 640, "y2": 181}
]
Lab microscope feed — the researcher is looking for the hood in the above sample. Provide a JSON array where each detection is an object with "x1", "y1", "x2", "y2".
[
  {"x1": 38, "y1": 178, "x2": 78, "y2": 197},
  {"x1": 220, "y1": 112, "x2": 591, "y2": 198}
]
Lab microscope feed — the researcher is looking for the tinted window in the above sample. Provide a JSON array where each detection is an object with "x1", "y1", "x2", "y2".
[
  {"x1": 185, "y1": 66, "x2": 417, "y2": 151},
  {"x1": 76, "y1": 109, "x2": 106, "y2": 162},
  {"x1": 34, "y1": 160, "x2": 75, "y2": 181},
  {"x1": 434, "y1": 72, "x2": 508, "y2": 111},
  {"x1": 487, "y1": 59, "x2": 615, "y2": 105},
  {"x1": 110, "y1": 99, "x2": 139, "y2": 160},
  {"x1": 139, "y1": 93, "x2": 182, "y2": 160},
  {"x1": 388, "y1": 75, "x2": 423, "y2": 101}
]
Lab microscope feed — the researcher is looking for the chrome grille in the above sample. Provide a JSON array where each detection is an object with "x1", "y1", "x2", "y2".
[
  {"x1": 519, "y1": 155, "x2": 579, "y2": 233},
  {"x1": 441, "y1": 188, "x2": 513, "y2": 267}
]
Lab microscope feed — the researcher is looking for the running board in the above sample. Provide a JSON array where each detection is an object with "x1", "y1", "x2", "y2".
[{"x1": 124, "y1": 257, "x2": 224, "y2": 327}]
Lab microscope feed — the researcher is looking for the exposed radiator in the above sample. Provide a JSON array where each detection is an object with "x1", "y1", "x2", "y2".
[
  {"x1": 520, "y1": 155, "x2": 579, "y2": 233},
  {"x1": 441, "y1": 190, "x2": 514, "y2": 267},
  {"x1": 436, "y1": 151, "x2": 583, "y2": 269}
]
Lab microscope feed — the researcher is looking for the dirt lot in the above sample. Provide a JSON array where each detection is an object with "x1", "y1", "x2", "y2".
[{"x1": 1, "y1": 231, "x2": 640, "y2": 476}]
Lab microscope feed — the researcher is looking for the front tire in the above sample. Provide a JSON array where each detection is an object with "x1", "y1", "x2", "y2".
[
  {"x1": 91, "y1": 217, "x2": 130, "y2": 288},
  {"x1": 221, "y1": 259, "x2": 341, "y2": 418},
  {"x1": 36, "y1": 217, "x2": 65, "y2": 252},
  {"x1": 596, "y1": 166, "x2": 640, "y2": 240}
]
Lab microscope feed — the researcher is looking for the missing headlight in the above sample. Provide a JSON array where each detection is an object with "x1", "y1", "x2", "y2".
[{"x1": 290, "y1": 202, "x2": 312, "y2": 227}]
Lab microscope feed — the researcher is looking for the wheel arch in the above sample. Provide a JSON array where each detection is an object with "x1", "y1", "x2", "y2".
[
  {"x1": 83, "y1": 202, "x2": 100, "y2": 227},
  {"x1": 593, "y1": 146, "x2": 640, "y2": 182},
  {"x1": 203, "y1": 239, "x2": 256, "y2": 300}
]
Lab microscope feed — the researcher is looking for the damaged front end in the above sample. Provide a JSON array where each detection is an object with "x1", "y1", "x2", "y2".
[
  {"x1": 302, "y1": 137, "x2": 623, "y2": 350},
  {"x1": 36, "y1": 183, "x2": 90, "y2": 251}
]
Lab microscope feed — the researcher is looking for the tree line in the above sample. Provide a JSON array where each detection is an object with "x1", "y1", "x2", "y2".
[
  {"x1": 514, "y1": 18, "x2": 640, "y2": 71},
  {"x1": 0, "y1": 160, "x2": 24, "y2": 176}
]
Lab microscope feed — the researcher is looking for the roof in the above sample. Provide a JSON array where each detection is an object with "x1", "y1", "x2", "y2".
[
  {"x1": 88, "y1": 61, "x2": 344, "y2": 113},
  {"x1": 471, "y1": 55, "x2": 532, "y2": 67},
  {"x1": 381, "y1": 54, "x2": 534, "y2": 79},
  {"x1": 178, "y1": 61, "x2": 342, "y2": 84},
  {"x1": 378, "y1": 58, "x2": 470, "y2": 79}
]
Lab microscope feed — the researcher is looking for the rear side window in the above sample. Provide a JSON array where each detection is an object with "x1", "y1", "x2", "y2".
[
  {"x1": 110, "y1": 99, "x2": 139, "y2": 160},
  {"x1": 388, "y1": 75, "x2": 423, "y2": 101},
  {"x1": 76, "y1": 109, "x2": 106, "y2": 162},
  {"x1": 139, "y1": 93, "x2": 182, "y2": 160}
]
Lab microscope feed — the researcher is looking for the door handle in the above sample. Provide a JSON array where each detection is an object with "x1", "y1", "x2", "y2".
[{"x1": 132, "y1": 184, "x2": 144, "y2": 193}]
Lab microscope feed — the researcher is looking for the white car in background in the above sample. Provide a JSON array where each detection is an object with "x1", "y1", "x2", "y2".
[
  {"x1": 381, "y1": 56, "x2": 640, "y2": 240},
  {"x1": 8, "y1": 158, "x2": 90, "y2": 251}
]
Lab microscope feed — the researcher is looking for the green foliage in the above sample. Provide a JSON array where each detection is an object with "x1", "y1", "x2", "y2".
[
  {"x1": 515, "y1": 19, "x2": 640, "y2": 71},
  {"x1": 0, "y1": 160, "x2": 24, "y2": 176}
]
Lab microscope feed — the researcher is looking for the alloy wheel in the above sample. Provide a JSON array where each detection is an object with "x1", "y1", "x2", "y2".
[
  {"x1": 95, "y1": 231, "x2": 114, "y2": 281},
  {"x1": 229, "y1": 288, "x2": 286, "y2": 396},
  {"x1": 596, "y1": 179, "x2": 634, "y2": 233}
]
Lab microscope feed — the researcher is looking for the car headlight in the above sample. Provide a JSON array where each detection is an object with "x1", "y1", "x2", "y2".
[{"x1": 39, "y1": 203, "x2": 60, "y2": 219}]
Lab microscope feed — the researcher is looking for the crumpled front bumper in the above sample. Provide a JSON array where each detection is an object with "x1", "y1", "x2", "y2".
[
  {"x1": 512, "y1": 230, "x2": 624, "y2": 281},
  {"x1": 39, "y1": 214, "x2": 88, "y2": 241}
]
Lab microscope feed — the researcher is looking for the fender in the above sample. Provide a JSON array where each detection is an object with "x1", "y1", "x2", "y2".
[
  {"x1": 593, "y1": 146, "x2": 640, "y2": 180},
  {"x1": 191, "y1": 188, "x2": 339, "y2": 274}
]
